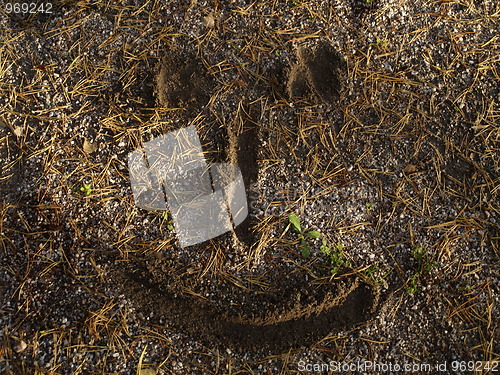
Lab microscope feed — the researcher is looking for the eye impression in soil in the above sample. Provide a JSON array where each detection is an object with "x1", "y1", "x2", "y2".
[{"x1": 111, "y1": 41, "x2": 381, "y2": 353}]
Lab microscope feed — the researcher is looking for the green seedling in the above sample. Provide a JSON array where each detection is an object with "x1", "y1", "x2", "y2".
[
  {"x1": 320, "y1": 239, "x2": 330, "y2": 254},
  {"x1": 320, "y1": 240, "x2": 350, "y2": 275},
  {"x1": 459, "y1": 285, "x2": 471, "y2": 292},
  {"x1": 79, "y1": 182, "x2": 92, "y2": 196},
  {"x1": 406, "y1": 275, "x2": 418, "y2": 294},
  {"x1": 288, "y1": 213, "x2": 321, "y2": 258},
  {"x1": 365, "y1": 265, "x2": 391, "y2": 285},
  {"x1": 366, "y1": 202, "x2": 375, "y2": 210},
  {"x1": 161, "y1": 211, "x2": 174, "y2": 231},
  {"x1": 405, "y1": 246, "x2": 436, "y2": 294},
  {"x1": 412, "y1": 246, "x2": 435, "y2": 273},
  {"x1": 370, "y1": 37, "x2": 388, "y2": 48},
  {"x1": 377, "y1": 38, "x2": 388, "y2": 47},
  {"x1": 365, "y1": 265, "x2": 378, "y2": 279}
]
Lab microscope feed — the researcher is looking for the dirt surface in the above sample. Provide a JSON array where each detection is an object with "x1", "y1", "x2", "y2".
[
  {"x1": 0, "y1": 118, "x2": 22, "y2": 204},
  {"x1": 110, "y1": 41, "x2": 380, "y2": 354},
  {"x1": 288, "y1": 41, "x2": 346, "y2": 103},
  {"x1": 113, "y1": 262, "x2": 378, "y2": 353},
  {"x1": 156, "y1": 49, "x2": 214, "y2": 115},
  {"x1": 0, "y1": 0, "x2": 499, "y2": 373}
]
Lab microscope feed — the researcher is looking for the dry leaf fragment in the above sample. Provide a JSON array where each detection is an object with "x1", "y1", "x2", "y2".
[
  {"x1": 138, "y1": 368, "x2": 156, "y2": 375},
  {"x1": 202, "y1": 14, "x2": 215, "y2": 28},
  {"x1": 13, "y1": 126, "x2": 23, "y2": 137},
  {"x1": 13, "y1": 340, "x2": 27, "y2": 353},
  {"x1": 83, "y1": 138, "x2": 98, "y2": 153},
  {"x1": 137, "y1": 343, "x2": 156, "y2": 375},
  {"x1": 231, "y1": 79, "x2": 247, "y2": 87},
  {"x1": 403, "y1": 164, "x2": 417, "y2": 174}
]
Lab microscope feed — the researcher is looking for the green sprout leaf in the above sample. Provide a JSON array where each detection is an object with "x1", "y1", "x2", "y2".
[
  {"x1": 287, "y1": 213, "x2": 324, "y2": 260},
  {"x1": 412, "y1": 246, "x2": 426, "y2": 262},
  {"x1": 320, "y1": 239, "x2": 330, "y2": 255},
  {"x1": 288, "y1": 213, "x2": 302, "y2": 233},
  {"x1": 159, "y1": 211, "x2": 174, "y2": 231},
  {"x1": 80, "y1": 183, "x2": 92, "y2": 196},
  {"x1": 305, "y1": 230, "x2": 321, "y2": 239},
  {"x1": 406, "y1": 275, "x2": 418, "y2": 294}
]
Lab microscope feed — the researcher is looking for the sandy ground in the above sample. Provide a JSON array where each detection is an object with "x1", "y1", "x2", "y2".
[{"x1": 0, "y1": 0, "x2": 499, "y2": 373}]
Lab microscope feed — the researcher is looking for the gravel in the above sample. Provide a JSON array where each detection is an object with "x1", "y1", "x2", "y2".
[{"x1": 0, "y1": 0, "x2": 498, "y2": 373}]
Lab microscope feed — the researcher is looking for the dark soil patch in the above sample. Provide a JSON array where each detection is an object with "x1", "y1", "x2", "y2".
[
  {"x1": 287, "y1": 64, "x2": 310, "y2": 99},
  {"x1": 112, "y1": 263, "x2": 379, "y2": 353},
  {"x1": 266, "y1": 60, "x2": 289, "y2": 101},
  {"x1": 235, "y1": 104, "x2": 260, "y2": 190},
  {"x1": 155, "y1": 49, "x2": 213, "y2": 115},
  {"x1": 288, "y1": 41, "x2": 346, "y2": 104},
  {"x1": 232, "y1": 103, "x2": 261, "y2": 247},
  {"x1": 0, "y1": 126, "x2": 22, "y2": 204},
  {"x1": 348, "y1": 0, "x2": 379, "y2": 20}
]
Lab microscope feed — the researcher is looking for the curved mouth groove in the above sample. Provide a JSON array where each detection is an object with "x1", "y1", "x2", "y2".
[{"x1": 112, "y1": 264, "x2": 379, "y2": 353}]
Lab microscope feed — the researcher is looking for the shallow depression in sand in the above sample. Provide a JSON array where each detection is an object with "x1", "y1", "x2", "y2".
[{"x1": 112, "y1": 41, "x2": 381, "y2": 353}]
